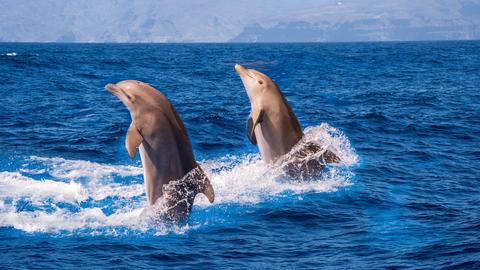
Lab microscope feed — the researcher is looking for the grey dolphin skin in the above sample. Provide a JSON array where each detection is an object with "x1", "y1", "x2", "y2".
[
  {"x1": 234, "y1": 64, "x2": 339, "y2": 176},
  {"x1": 106, "y1": 80, "x2": 214, "y2": 221}
]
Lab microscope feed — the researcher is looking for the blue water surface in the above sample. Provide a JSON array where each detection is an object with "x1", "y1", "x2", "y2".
[{"x1": 0, "y1": 42, "x2": 479, "y2": 269}]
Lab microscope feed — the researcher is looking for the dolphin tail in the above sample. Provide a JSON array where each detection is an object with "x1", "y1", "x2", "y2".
[
  {"x1": 193, "y1": 166, "x2": 215, "y2": 203},
  {"x1": 201, "y1": 176, "x2": 215, "y2": 203},
  {"x1": 322, "y1": 149, "x2": 340, "y2": 163}
]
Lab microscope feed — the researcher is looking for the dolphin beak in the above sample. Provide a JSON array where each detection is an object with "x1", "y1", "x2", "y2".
[
  {"x1": 234, "y1": 63, "x2": 247, "y2": 76},
  {"x1": 105, "y1": 83, "x2": 119, "y2": 95},
  {"x1": 105, "y1": 83, "x2": 133, "y2": 109},
  {"x1": 106, "y1": 83, "x2": 129, "y2": 99}
]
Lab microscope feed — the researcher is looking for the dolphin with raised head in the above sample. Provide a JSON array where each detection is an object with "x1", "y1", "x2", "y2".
[
  {"x1": 106, "y1": 80, "x2": 214, "y2": 221},
  {"x1": 234, "y1": 64, "x2": 339, "y2": 176}
]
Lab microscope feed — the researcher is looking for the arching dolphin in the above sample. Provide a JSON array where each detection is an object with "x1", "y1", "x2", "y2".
[
  {"x1": 234, "y1": 64, "x2": 339, "y2": 176},
  {"x1": 106, "y1": 80, "x2": 214, "y2": 221}
]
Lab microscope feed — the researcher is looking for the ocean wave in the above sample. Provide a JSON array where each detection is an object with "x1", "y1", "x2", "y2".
[
  {"x1": 0, "y1": 52, "x2": 39, "y2": 57},
  {"x1": 0, "y1": 123, "x2": 357, "y2": 234},
  {"x1": 0, "y1": 172, "x2": 85, "y2": 204},
  {"x1": 23, "y1": 156, "x2": 143, "y2": 182}
]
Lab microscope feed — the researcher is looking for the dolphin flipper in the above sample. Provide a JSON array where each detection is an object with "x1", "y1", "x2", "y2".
[
  {"x1": 125, "y1": 122, "x2": 142, "y2": 159},
  {"x1": 246, "y1": 115, "x2": 257, "y2": 145},
  {"x1": 247, "y1": 110, "x2": 264, "y2": 145}
]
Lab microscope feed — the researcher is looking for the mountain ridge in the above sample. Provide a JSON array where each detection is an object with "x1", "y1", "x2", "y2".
[{"x1": 0, "y1": 0, "x2": 479, "y2": 42}]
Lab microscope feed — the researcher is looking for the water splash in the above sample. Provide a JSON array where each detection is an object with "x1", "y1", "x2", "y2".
[{"x1": 0, "y1": 124, "x2": 357, "y2": 234}]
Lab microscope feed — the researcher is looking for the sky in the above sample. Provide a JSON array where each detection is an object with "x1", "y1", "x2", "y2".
[{"x1": 0, "y1": 0, "x2": 479, "y2": 42}]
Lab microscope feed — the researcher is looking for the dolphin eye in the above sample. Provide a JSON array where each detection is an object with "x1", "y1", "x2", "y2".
[{"x1": 258, "y1": 80, "x2": 263, "y2": 84}]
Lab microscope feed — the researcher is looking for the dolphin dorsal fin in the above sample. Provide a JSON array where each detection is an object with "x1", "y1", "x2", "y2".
[{"x1": 125, "y1": 122, "x2": 143, "y2": 159}]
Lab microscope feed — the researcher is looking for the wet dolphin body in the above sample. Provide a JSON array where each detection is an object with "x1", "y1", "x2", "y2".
[
  {"x1": 106, "y1": 80, "x2": 214, "y2": 221},
  {"x1": 234, "y1": 64, "x2": 339, "y2": 177}
]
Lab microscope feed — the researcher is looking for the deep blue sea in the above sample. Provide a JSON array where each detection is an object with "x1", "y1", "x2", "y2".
[{"x1": 0, "y1": 42, "x2": 479, "y2": 269}]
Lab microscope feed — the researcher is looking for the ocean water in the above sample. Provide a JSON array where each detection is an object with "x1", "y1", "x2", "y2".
[{"x1": 0, "y1": 42, "x2": 479, "y2": 269}]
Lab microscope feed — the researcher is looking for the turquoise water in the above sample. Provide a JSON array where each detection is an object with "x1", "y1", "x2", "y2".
[{"x1": 0, "y1": 42, "x2": 479, "y2": 269}]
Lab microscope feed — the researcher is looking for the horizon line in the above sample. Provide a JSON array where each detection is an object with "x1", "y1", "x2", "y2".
[{"x1": 1, "y1": 39, "x2": 479, "y2": 45}]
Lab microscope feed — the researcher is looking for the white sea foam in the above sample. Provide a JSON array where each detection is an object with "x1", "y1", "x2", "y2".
[
  {"x1": 23, "y1": 156, "x2": 143, "y2": 181},
  {"x1": 1, "y1": 52, "x2": 39, "y2": 57},
  {"x1": 0, "y1": 158, "x2": 147, "y2": 233},
  {"x1": 303, "y1": 123, "x2": 358, "y2": 166},
  {"x1": 196, "y1": 123, "x2": 358, "y2": 206},
  {"x1": 0, "y1": 123, "x2": 357, "y2": 234},
  {"x1": 0, "y1": 172, "x2": 86, "y2": 204},
  {"x1": 0, "y1": 206, "x2": 147, "y2": 233}
]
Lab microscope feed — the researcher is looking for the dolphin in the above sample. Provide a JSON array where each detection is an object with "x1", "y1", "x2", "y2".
[
  {"x1": 234, "y1": 64, "x2": 339, "y2": 177},
  {"x1": 106, "y1": 80, "x2": 214, "y2": 221}
]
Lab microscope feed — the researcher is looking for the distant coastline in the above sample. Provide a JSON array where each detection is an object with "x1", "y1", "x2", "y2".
[
  {"x1": 0, "y1": 39, "x2": 479, "y2": 44},
  {"x1": 1, "y1": 1, "x2": 479, "y2": 44}
]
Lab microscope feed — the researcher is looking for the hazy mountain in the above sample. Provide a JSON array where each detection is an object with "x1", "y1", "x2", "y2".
[
  {"x1": 232, "y1": 1, "x2": 480, "y2": 42},
  {"x1": 0, "y1": 0, "x2": 479, "y2": 42}
]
